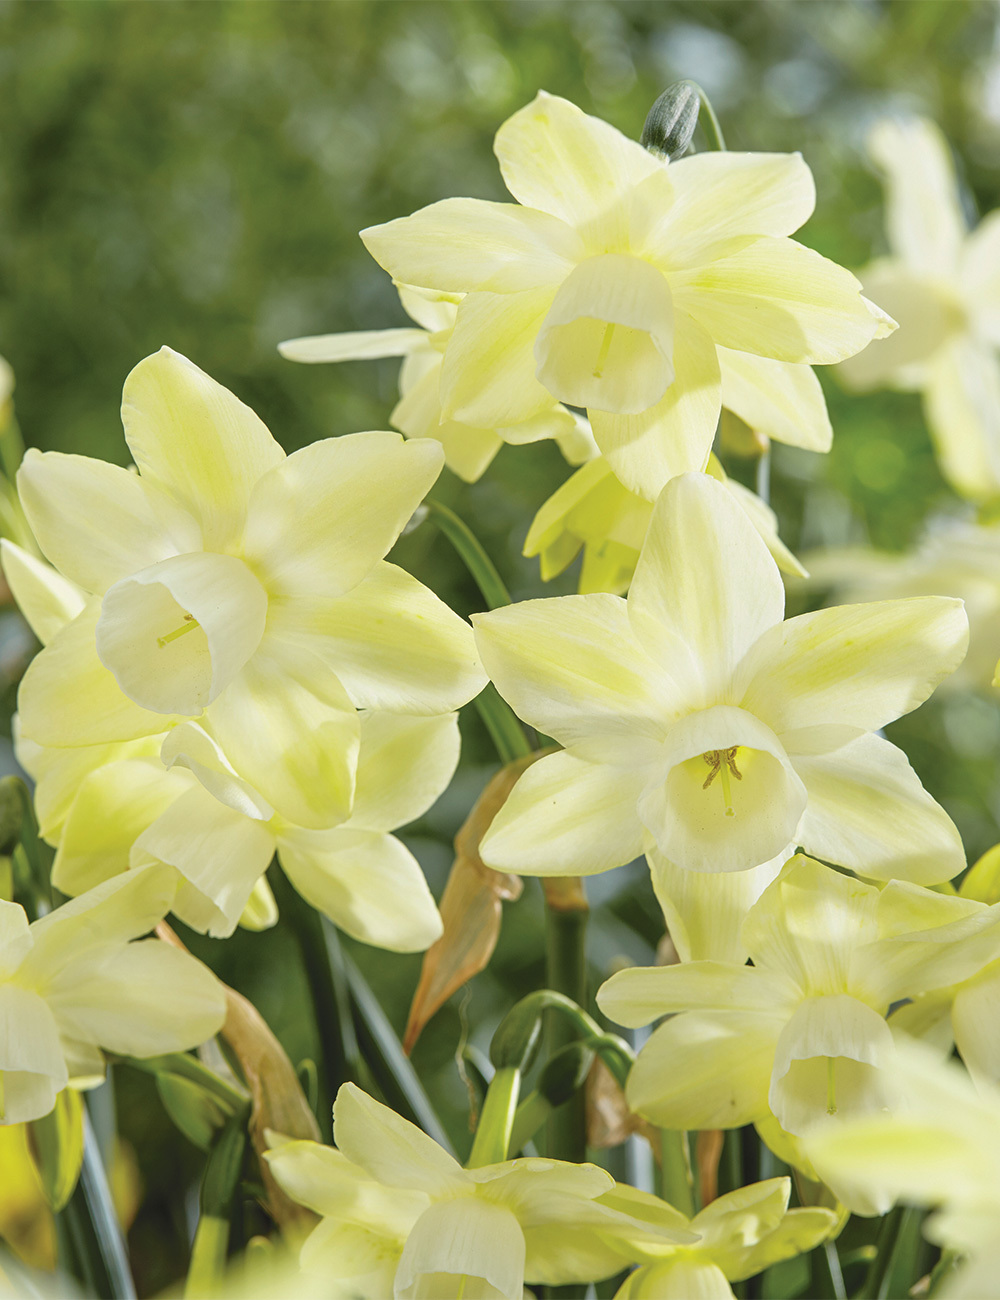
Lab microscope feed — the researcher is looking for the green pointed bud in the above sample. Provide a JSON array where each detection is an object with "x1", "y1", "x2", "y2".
[
  {"x1": 537, "y1": 1042, "x2": 595, "y2": 1108},
  {"x1": 0, "y1": 775, "x2": 25, "y2": 857},
  {"x1": 0, "y1": 856, "x2": 12, "y2": 903},
  {"x1": 27, "y1": 1087, "x2": 85, "y2": 1212},
  {"x1": 157, "y1": 1073, "x2": 231, "y2": 1150},
  {"x1": 640, "y1": 81, "x2": 701, "y2": 161}
]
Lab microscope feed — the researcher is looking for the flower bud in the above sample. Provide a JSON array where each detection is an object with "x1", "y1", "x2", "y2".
[{"x1": 640, "y1": 81, "x2": 701, "y2": 162}]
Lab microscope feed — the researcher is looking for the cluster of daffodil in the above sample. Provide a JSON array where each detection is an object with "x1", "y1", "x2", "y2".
[{"x1": 4, "y1": 84, "x2": 1000, "y2": 1300}]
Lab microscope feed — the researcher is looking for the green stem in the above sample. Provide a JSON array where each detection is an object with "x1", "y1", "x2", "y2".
[
  {"x1": 476, "y1": 683, "x2": 532, "y2": 763},
  {"x1": 543, "y1": 899, "x2": 588, "y2": 1164},
  {"x1": 185, "y1": 1111, "x2": 248, "y2": 1298},
  {"x1": 424, "y1": 498, "x2": 512, "y2": 609},
  {"x1": 694, "y1": 84, "x2": 727, "y2": 151},
  {"x1": 660, "y1": 1129, "x2": 695, "y2": 1218},
  {"x1": 858, "y1": 1206, "x2": 912, "y2": 1300},
  {"x1": 509, "y1": 1090, "x2": 552, "y2": 1155},
  {"x1": 809, "y1": 1237, "x2": 847, "y2": 1300},
  {"x1": 467, "y1": 1067, "x2": 520, "y2": 1167},
  {"x1": 184, "y1": 1215, "x2": 229, "y2": 1299}
]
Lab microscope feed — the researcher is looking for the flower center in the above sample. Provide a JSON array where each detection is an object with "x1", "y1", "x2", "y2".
[
  {"x1": 701, "y1": 746, "x2": 743, "y2": 816},
  {"x1": 157, "y1": 615, "x2": 200, "y2": 648}
]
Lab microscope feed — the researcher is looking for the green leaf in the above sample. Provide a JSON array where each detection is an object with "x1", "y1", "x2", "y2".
[{"x1": 28, "y1": 1088, "x2": 85, "y2": 1212}]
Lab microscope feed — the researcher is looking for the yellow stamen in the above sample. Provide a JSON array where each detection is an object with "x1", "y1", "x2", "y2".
[
  {"x1": 455, "y1": 1276, "x2": 467, "y2": 1300},
  {"x1": 593, "y1": 322, "x2": 616, "y2": 378},
  {"x1": 157, "y1": 615, "x2": 199, "y2": 649},
  {"x1": 701, "y1": 747, "x2": 742, "y2": 816},
  {"x1": 826, "y1": 1057, "x2": 837, "y2": 1115}
]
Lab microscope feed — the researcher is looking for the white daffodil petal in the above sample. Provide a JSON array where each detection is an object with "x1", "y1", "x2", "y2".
[
  {"x1": 923, "y1": 338, "x2": 1000, "y2": 502},
  {"x1": 717, "y1": 349, "x2": 832, "y2": 452},
  {"x1": 278, "y1": 828, "x2": 442, "y2": 953},
  {"x1": 626, "y1": 1011, "x2": 781, "y2": 1130},
  {"x1": 96, "y1": 552, "x2": 269, "y2": 715},
  {"x1": 47, "y1": 938, "x2": 225, "y2": 1058},
  {"x1": 494, "y1": 90, "x2": 661, "y2": 225},
  {"x1": 617, "y1": 1259, "x2": 736, "y2": 1300},
  {"x1": 738, "y1": 596, "x2": 969, "y2": 738},
  {"x1": 869, "y1": 117, "x2": 966, "y2": 275},
  {"x1": 951, "y1": 968, "x2": 1000, "y2": 1086},
  {"x1": 962, "y1": 210, "x2": 1000, "y2": 345},
  {"x1": 332, "y1": 1082, "x2": 464, "y2": 1195},
  {"x1": 472, "y1": 594, "x2": 671, "y2": 746},
  {"x1": 0, "y1": 986, "x2": 67, "y2": 1124},
  {"x1": 161, "y1": 722, "x2": 273, "y2": 820},
  {"x1": 206, "y1": 642, "x2": 359, "y2": 831},
  {"x1": 278, "y1": 328, "x2": 428, "y2": 363},
  {"x1": 768, "y1": 995, "x2": 898, "y2": 1137},
  {"x1": 648, "y1": 846, "x2": 789, "y2": 963},
  {"x1": 0, "y1": 539, "x2": 85, "y2": 644},
  {"x1": 16, "y1": 450, "x2": 181, "y2": 597},
  {"x1": 271, "y1": 561, "x2": 485, "y2": 715},
  {"x1": 396, "y1": 1197, "x2": 525, "y2": 1300},
  {"x1": 350, "y1": 712, "x2": 460, "y2": 832},
  {"x1": 361, "y1": 197, "x2": 579, "y2": 294},
  {"x1": 629, "y1": 473, "x2": 784, "y2": 691},
  {"x1": 597, "y1": 961, "x2": 795, "y2": 1029},
  {"x1": 673, "y1": 238, "x2": 893, "y2": 364},
  {"x1": 591, "y1": 313, "x2": 721, "y2": 501},
  {"x1": 479, "y1": 748, "x2": 647, "y2": 877},
  {"x1": 121, "y1": 347, "x2": 285, "y2": 551},
  {"x1": 795, "y1": 733, "x2": 966, "y2": 885},
  {"x1": 441, "y1": 288, "x2": 560, "y2": 428},
  {"x1": 0, "y1": 901, "x2": 33, "y2": 978},
  {"x1": 18, "y1": 603, "x2": 178, "y2": 748},
  {"x1": 242, "y1": 431, "x2": 442, "y2": 600},
  {"x1": 535, "y1": 255, "x2": 674, "y2": 414},
  {"x1": 721, "y1": 1206, "x2": 837, "y2": 1282}
]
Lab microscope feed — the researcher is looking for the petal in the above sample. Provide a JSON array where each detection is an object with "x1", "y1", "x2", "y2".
[
  {"x1": 18, "y1": 603, "x2": 175, "y2": 747},
  {"x1": 391, "y1": 359, "x2": 505, "y2": 485},
  {"x1": 923, "y1": 338, "x2": 1000, "y2": 501},
  {"x1": 131, "y1": 787, "x2": 275, "y2": 937},
  {"x1": 15, "y1": 450, "x2": 180, "y2": 596},
  {"x1": 479, "y1": 748, "x2": 647, "y2": 877},
  {"x1": 350, "y1": 712, "x2": 460, "y2": 832},
  {"x1": 23, "y1": 732, "x2": 162, "y2": 843},
  {"x1": 278, "y1": 327, "x2": 428, "y2": 362},
  {"x1": 644, "y1": 151, "x2": 815, "y2": 267},
  {"x1": 618, "y1": 1260, "x2": 736, "y2": 1300},
  {"x1": 596, "y1": 961, "x2": 796, "y2": 1029},
  {"x1": 332, "y1": 1082, "x2": 464, "y2": 1195},
  {"x1": 160, "y1": 722, "x2": 274, "y2": 821},
  {"x1": 494, "y1": 91, "x2": 661, "y2": 225},
  {"x1": 961, "y1": 211, "x2": 1000, "y2": 344},
  {"x1": 534, "y1": 255, "x2": 675, "y2": 414},
  {"x1": 628, "y1": 473, "x2": 784, "y2": 696},
  {"x1": 121, "y1": 347, "x2": 285, "y2": 551},
  {"x1": 264, "y1": 1138, "x2": 429, "y2": 1229},
  {"x1": 625, "y1": 1010, "x2": 781, "y2": 1130},
  {"x1": 868, "y1": 117, "x2": 966, "y2": 275},
  {"x1": 590, "y1": 313, "x2": 721, "y2": 501},
  {"x1": 647, "y1": 846, "x2": 789, "y2": 963},
  {"x1": 48, "y1": 938, "x2": 225, "y2": 1057},
  {"x1": 768, "y1": 995, "x2": 898, "y2": 1137},
  {"x1": 271, "y1": 561, "x2": 485, "y2": 715},
  {"x1": 0, "y1": 900, "x2": 33, "y2": 976},
  {"x1": 472, "y1": 594, "x2": 674, "y2": 747},
  {"x1": 52, "y1": 757, "x2": 191, "y2": 896},
  {"x1": 672, "y1": 237, "x2": 894, "y2": 364},
  {"x1": 737, "y1": 596, "x2": 969, "y2": 739},
  {"x1": 206, "y1": 640, "x2": 360, "y2": 831},
  {"x1": 0, "y1": 539, "x2": 85, "y2": 643},
  {"x1": 794, "y1": 733, "x2": 966, "y2": 885},
  {"x1": 242, "y1": 431, "x2": 442, "y2": 600},
  {"x1": 440, "y1": 288, "x2": 559, "y2": 428},
  {"x1": 361, "y1": 197, "x2": 579, "y2": 293},
  {"x1": 721, "y1": 479, "x2": 807, "y2": 578},
  {"x1": 717, "y1": 349, "x2": 832, "y2": 452},
  {"x1": 724, "y1": 1206, "x2": 837, "y2": 1282},
  {"x1": 951, "y1": 966, "x2": 1000, "y2": 1085},
  {"x1": 395, "y1": 1197, "x2": 525, "y2": 1300},
  {"x1": 278, "y1": 828, "x2": 442, "y2": 953},
  {"x1": 0, "y1": 985, "x2": 67, "y2": 1123}
]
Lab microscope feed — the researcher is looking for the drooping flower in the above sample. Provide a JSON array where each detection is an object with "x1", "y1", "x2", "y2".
[
  {"x1": 279, "y1": 284, "x2": 594, "y2": 483},
  {"x1": 474, "y1": 471, "x2": 968, "y2": 888},
  {"x1": 839, "y1": 117, "x2": 1000, "y2": 503},
  {"x1": 14, "y1": 348, "x2": 484, "y2": 832},
  {"x1": 0, "y1": 867, "x2": 226, "y2": 1125},
  {"x1": 265, "y1": 1082, "x2": 694, "y2": 1299},
  {"x1": 596, "y1": 855, "x2": 1000, "y2": 1142},
  {"x1": 361, "y1": 92, "x2": 891, "y2": 498}
]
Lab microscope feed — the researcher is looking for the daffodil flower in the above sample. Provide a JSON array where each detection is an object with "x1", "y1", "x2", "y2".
[
  {"x1": 595, "y1": 1177, "x2": 836, "y2": 1300},
  {"x1": 14, "y1": 349, "x2": 484, "y2": 832},
  {"x1": 0, "y1": 867, "x2": 225, "y2": 1125},
  {"x1": 597, "y1": 855, "x2": 1000, "y2": 1141},
  {"x1": 265, "y1": 1082, "x2": 694, "y2": 1299},
  {"x1": 362, "y1": 92, "x2": 891, "y2": 497},
  {"x1": 525, "y1": 453, "x2": 805, "y2": 597},
  {"x1": 280, "y1": 284, "x2": 594, "y2": 483},
  {"x1": 474, "y1": 471, "x2": 968, "y2": 886},
  {"x1": 839, "y1": 117, "x2": 1000, "y2": 503}
]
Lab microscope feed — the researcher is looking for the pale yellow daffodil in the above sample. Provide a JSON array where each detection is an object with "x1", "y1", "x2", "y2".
[
  {"x1": 597, "y1": 855, "x2": 1000, "y2": 1143},
  {"x1": 840, "y1": 117, "x2": 1000, "y2": 502},
  {"x1": 525, "y1": 453, "x2": 805, "y2": 597},
  {"x1": 474, "y1": 471, "x2": 968, "y2": 888},
  {"x1": 362, "y1": 92, "x2": 891, "y2": 498},
  {"x1": 266, "y1": 1082, "x2": 694, "y2": 1300},
  {"x1": 0, "y1": 866, "x2": 225, "y2": 1125},
  {"x1": 593, "y1": 1177, "x2": 836, "y2": 1300},
  {"x1": 280, "y1": 284, "x2": 594, "y2": 483},
  {"x1": 15, "y1": 348, "x2": 485, "y2": 832}
]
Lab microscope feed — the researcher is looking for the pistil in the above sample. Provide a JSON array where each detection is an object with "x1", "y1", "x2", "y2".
[
  {"x1": 701, "y1": 746, "x2": 742, "y2": 816},
  {"x1": 157, "y1": 615, "x2": 200, "y2": 648},
  {"x1": 593, "y1": 322, "x2": 616, "y2": 378}
]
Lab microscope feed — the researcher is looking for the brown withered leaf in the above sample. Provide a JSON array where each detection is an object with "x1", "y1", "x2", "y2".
[
  {"x1": 585, "y1": 1058, "x2": 660, "y2": 1154},
  {"x1": 403, "y1": 752, "x2": 549, "y2": 1055},
  {"x1": 157, "y1": 922, "x2": 319, "y2": 1236},
  {"x1": 696, "y1": 1128, "x2": 724, "y2": 1207}
]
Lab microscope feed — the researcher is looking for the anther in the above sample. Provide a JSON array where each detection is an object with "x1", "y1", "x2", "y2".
[{"x1": 702, "y1": 746, "x2": 742, "y2": 817}]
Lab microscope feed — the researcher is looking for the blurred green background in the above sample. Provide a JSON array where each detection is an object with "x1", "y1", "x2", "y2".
[{"x1": 3, "y1": 0, "x2": 1000, "y2": 1292}]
